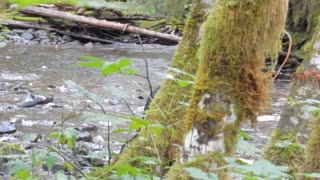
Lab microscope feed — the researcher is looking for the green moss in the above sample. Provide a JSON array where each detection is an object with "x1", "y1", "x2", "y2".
[
  {"x1": 263, "y1": 129, "x2": 304, "y2": 174},
  {"x1": 92, "y1": 1, "x2": 208, "y2": 177},
  {"x1": 299, "y1": 115, "x2": 320, "y2": 177},
  {"x1": 11, "y1": 16, "x2": 47, "y2": 23},
  {"x1": 0, "y1": 35, "x2": 6, "y2": 40}
]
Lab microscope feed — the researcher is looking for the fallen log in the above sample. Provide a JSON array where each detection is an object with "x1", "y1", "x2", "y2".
[
  {"x1": 0, "y1": 18, "x2": 115, "y2": 44},
  {"x1": 20, "y1": 6, "x2": 182, "y2": 42}
]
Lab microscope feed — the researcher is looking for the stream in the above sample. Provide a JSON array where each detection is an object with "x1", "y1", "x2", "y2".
[{"x1": 0, "y1": 43, "x2": 291, "y2": 176}]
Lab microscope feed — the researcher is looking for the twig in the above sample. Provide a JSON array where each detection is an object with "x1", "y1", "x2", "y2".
[
  {"x1": 273, "y1": 30, "x2": 292, "y2": 80},
  {"x1": 135, "y1": 32, "x2": 153, "y2": 96},
  {"x1": 107, "y1": 120, "x2": 112, "y2": 165},
  {"x1": 121, "y1": 98, "x2": 135, "y2": 116}
]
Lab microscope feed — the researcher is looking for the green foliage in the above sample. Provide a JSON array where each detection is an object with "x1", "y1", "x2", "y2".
[
  {"x1": 297, "y1": 173, "x2": 320, "y2": 178},
  {"x1": 225, "y1": 158, "x2": 289, "y2": 179},
  {"x1": 77, "y1": 56, "x2": 136, "y2": 76},
  {"x1": 183, "y1": 167, "x2": 218, "y2": 180},
  {"x1": 275, "y1": 140, "x2": 304, "y2": 149},
  {"x1": 49, "y1": 128, "x2": 77, "y2": 149},
  {"x1": 237, "y1": 139, "x2": 262, "y2": 156}
]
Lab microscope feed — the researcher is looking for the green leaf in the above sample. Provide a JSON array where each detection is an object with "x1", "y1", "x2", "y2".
[
  {"x1": 112, "y1": 128, "x2": 130, "y2": 134},
  {"x1": 116, "y1": 164, "x2": 140, "y2": 177},
  {"x1": 183, "y1": 167, "x2": 218, "y2": 180},
  {"x1": 123, "y1": 68, "x2": 137, "y2": 75},
  {"x1": 80, "y1": 55, "x2": 105, "y2": 62},
  {"x1": 11, "y1": 162, "x2": 30, "y2": 174},
  {"x1": 237, "y1": 139, "x2": 261, "y2": 156},
  {"x1": 104, "y1": 86, "x2": 131, "y2": 99},
  {"x1": 13, "y1": 169, "x2": 31, "y2": 180},
  {"x1": 56, "y1": 171, "x2": 69, "y2": 180},
  {"x1": 118, "y1": 58, "x2": 132, "y2": 67},
  {"x1": 230, "y1": 159, "x2": 288, "y2": 179},
  {"x1": 46, "y1": 155, "x2": 57, "y2": 171},
  {"x1": 148, "y1": 124, "x2": 165, "y2": 137},
  {"x1": 101, "y1": 63, "x2": 122, "y2": 75},
  {"x1": 275, "y1": 140, "x2": 300, "y2": 148},
  {"x1": 176, "y1": 79, "x2": 194, "y2": 87},
  {"x1": 239, "y1": 130, "x2": 253, "y2": 140},
  {"x1": 129, "y1": 117, "x2": 150, "y2": 130},
  {"x1": 129, "y1": 156, "x2": 160, "y2": 165},
  {"x1": 76, "y1": 55, "x2": 105, "y2": 69},
  {"x1": 298, "y1": 173, "x2": 320, "y2": 178},
  {"x1": 21, "y1": 133, "x2": 39, "y2": 142}
]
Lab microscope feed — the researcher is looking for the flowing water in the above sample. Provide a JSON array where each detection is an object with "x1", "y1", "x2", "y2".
[
  {"x1": 0, "y1": 43, "x2": 291, "y2": 154},
  {"x1": 0, "y1": 43, "x2": 174, "y2": 136}
]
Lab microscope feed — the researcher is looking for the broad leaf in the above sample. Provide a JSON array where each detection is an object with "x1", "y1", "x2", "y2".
[
  {"x1": 183, "y1": 167, "x2": 218, "y2": 180},
  {"x1": 104, "y1": 86, "x2": 131, "y2": 99},
  {"x1": 237, "y1": 139, "x2": 261, "y2": 156}
]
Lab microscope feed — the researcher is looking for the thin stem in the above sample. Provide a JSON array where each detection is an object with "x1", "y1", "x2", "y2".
[
  {"x1": 273, "y1": 30, "x2": 292, "y2": 80},
  {"x1": 122, "y1": 98, "x2": 135, "y2": 116},
  {"x1": 135, "y1": 32, "x2": 153, "y2": 96}
]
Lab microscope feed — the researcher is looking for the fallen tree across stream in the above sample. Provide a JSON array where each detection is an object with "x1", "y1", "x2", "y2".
[
  {"x1": 19, "y1": 6, "x2": 182, "y2": 43},
  {"x1": 0, "y1": 18, "x2": 115, "y2": 44}
]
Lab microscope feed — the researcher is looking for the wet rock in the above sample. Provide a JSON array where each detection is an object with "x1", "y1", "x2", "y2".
[
  {"x1": 40, "y1": 65, "x2": 48, "y2": 71},
  {"x1": 93, "y1": 135, "x2": 104, "y2": 143},
  {"x1": 34, "y1": 30, "x2": 48, "y2": 39},
  {"x1": 75, "y1": 125, "x2": 98, "y2": 132},
  {"x1": 62, "y1": 35, "x2": 72, "y2": 42},
  {"x1": 74, "y1": 143, "x2": 89, "y2": 155},
  {"x1": 39, "y1": 39, "x2": 52, "y2": 45},
  {"x1": 84, "y1": 42, "x2": 93, "y2": 48},
  {"x1": 106, "y1": 99, "x2": 119, "y2": 105},
  {"x1": 21, "y1": 31, "x2": 33, "y2": 40},
  {"x1": 0, "y1": 42, "x2": 7, "y2": 48},
  {"x1": 90, "y1": 157, "x2": 105, "y2": 167},
  {"x1": 42, "y1": 102, "x2": 63, "y2": 108},
  {"x1": 76, "y1": 131, "x2": 92, "y2": 142},
  {"x1": 17, "y1": 94, "x2": 53, "y2": 107},
  {"x1": 0, "y1": 121, "x2": 16, "y2": 134},
  {"x1": 22, "y1": 133, "x2": 41, "y2": 143},
  {"x1": 47, "y1": 85, "x2": 57, "y2": 90}
]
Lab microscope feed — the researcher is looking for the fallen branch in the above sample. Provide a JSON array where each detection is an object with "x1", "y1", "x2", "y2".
[
  {"x1": 20, "y1": 6, "x2": 182, "y2": 42},
  {"x1": 0, "y1": 18, "x2": 115, "y2": 44}
]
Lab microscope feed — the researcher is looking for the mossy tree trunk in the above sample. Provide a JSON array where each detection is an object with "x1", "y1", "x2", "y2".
[
  {"x1": 100, "y1": 0, "x2": 287, "y2": 179},
  {"x1": 106, "y1": 0, "x2": 213, "y2": 176},
  {"x1": 263, "y1": 0, "x2": 320, "y2": 175},
  {"x1": 166, "y1": 0, "x2": 287, "y2": 178},
  {"x1": 0, "y1": 0, "x2": 5, "y2": 9}
]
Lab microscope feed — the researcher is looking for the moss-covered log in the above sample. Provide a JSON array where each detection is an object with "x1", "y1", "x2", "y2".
[{"x1": 167, "y1": 0, "x2": 287, "y2": 179}]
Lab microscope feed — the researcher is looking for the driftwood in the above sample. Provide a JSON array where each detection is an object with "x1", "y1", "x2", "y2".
[
  {"x1": 0, "y1": 18, "x2": 115, "y2": 44},
  {"x1": 20, "y1": 6, "x2": 182, "y2": 42}
]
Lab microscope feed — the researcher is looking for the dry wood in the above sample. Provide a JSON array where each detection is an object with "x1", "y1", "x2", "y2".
[
  {"x1": 0, "y1": 18, "x2": 115, "y2": 44},
  {"x1": 20, "y1": 6, "x2": 182, "y2": 42}
]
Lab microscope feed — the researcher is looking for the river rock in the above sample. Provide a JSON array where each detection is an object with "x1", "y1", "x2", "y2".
[
  {"x1": 0, "y1": 121, "x2": 16, "y2": 134},
  {"x1": 21, "y1": 31, "x2": 34, "y2": 40},
  {"x1": 76, "y1": 131, "x2": 93, "y2": 142},
  {"x1": 62, "y1": 35, "x2": 72, "y2": 42},
  {"x1": 84, "y1": 42, "x2": 93, "y2": 48},
  {"x1": 17, "y1": 94, "x2": 53, "y2": 107}
]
